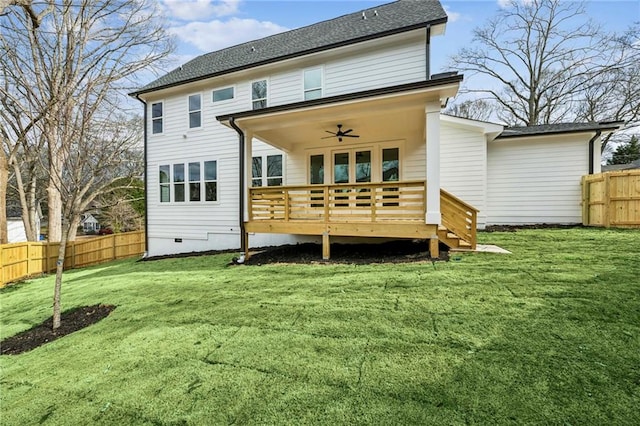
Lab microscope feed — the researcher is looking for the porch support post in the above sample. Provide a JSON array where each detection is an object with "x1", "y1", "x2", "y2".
[
  {"x1": 425, "y1": 101, "x2": 441, "y2": 225},
  {"x1": 244, "y1": 131, "x2": 253, "y2": 223},
  {"x1": 322, "y1": 232, "x2": 330, "y2": 260}
]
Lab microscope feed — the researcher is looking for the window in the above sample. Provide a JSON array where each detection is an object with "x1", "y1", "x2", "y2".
[
  {"x1": 304, "y1": 68, "x2": 322, "y2": 100},
  {"x1": 252, "y1": 80, "x2": 267, "y2": 110},
  {"x1": 309, "y1": 154, "x2": 324, "y2": 185},
  {"x1": 204, "y1": 161, "x2": 217, "y2": 201},
  {"x1": 159, "y1": 161, "x2": 218, "y2": 203},
  {"x1": 189, "y1": 162, "x2": 201, "y2": 201},
  {"x1": 173, "y1": 164, "x2": 185, "y2": 202},
  {"x1": 252, "y1": 154, "x2": 283, "y2": 186},
  {"x1": 188, "y1": 94, "x2": 201, "y2": 128},
  {"x1": 212, "y1": 87, "x2": 234, "y2": 102},
  {"x1": 159, "y1": 165, "x2": 170, "y2": 202},
  {"x1": 382, "y1": 148, "x2": 400, "y2": 206},
  {"x1": 151, "y1": 102, "x2": 163, "y2": 134},
  {"x1": 252, "y1": 157, "x2": 262, "y2": 187}
]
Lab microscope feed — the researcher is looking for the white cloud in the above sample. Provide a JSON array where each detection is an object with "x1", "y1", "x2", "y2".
[
  {"x1": 444, "y1": 6, "x2": 461, "y2": 23},
  {"x1": 161, "y1": 0, "x2": 240, "y2": 21},
  {"x1": 170, "y1": 18, "x2": 289, "y2": 52}
]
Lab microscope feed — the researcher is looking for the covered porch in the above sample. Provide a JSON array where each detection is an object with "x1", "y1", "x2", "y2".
[{"x1": 217, "y1": 76, "x2": 477, "y2": 259}]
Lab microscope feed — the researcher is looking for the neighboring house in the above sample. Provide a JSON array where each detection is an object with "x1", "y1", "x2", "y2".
[
  {"x1": 131, "y1": 0, "x2": 620, "y2": 258},
  {"x1": 602, "y1": 159, "x2": 640, "y2": 172},
  {"x1": 6, "y1": 204, "x2": 41, "y2": 243},
  {"x1": 81, "y1": 213, "x2": 100, "y2": 233}
]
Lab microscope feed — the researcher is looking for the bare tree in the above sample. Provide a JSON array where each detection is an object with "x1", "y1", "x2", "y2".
[
  {"x1": 450, "y1": 0, "x2": 606, "y2": 126},
  {"x1": 576, "y1": 23, "x2": 640, "y2": 152},
  {"x1": 0, "y1": 0, "x2": 173, "y2": 329},
  {"x1": 0, "y1": 0, "x2": 53, "y2": 28},
  {"x1": 444, "y1": 99, "x2": 497, "y2": 122}
]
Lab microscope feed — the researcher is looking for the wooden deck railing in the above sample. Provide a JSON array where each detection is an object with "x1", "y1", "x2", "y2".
[
  {"x1": 249, "y1": 181, "x2": 477, "y2": 247},
  {"x1": 441, "y1": 190, "x2": 478, "y2": 248}
]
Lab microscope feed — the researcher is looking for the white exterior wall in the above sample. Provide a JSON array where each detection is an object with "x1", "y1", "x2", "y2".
[
  {"x1": 144, "y1": 35, "x2": 427, "y2": 256},
  {"x1": 8, "y1": 219, "x2": 27, "y2": 243},
  {"x1": 440, "y1": 121, "x2": 488, "y2": 228},
  {"x1": 486, "y1": 134, "x2": 590, "y2": 225}
]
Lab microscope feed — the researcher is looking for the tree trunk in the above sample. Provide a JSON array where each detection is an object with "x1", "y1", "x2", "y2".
[
  {"x1": 47, "y1": 150, "x2": 63, "y2": 242},
  {"x1": 13, "y1": 161, "x2": 36, "y2": 241},
  {"x1": 52, "y1": 222, "x2": 69, "y2": 330},
  {"x1": 0, "y1": 151, "x2": 7, "y2": 244},
  {"x1": 67, "y1": 215, "x2": 80, "y2": 241}
]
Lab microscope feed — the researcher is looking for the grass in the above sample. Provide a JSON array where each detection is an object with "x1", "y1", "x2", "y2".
[{"x1": 1, "y1": 228, "x2": 639, "y2": 425}]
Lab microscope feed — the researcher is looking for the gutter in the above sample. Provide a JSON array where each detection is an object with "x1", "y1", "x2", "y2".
[
  {"x1": 588, "y1": 130, "x2": 601, "y2": 175},
  {"x1": 228, "y1": 117, "x2": 246, "y2": 254},
  {"x1": 134, "y1": 94, "x2": 149, "y2": 258}
]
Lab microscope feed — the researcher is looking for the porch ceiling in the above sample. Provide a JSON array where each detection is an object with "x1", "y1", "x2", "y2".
[{"x1": 218, "y1": 78, "x2": 461, "y2": 151}]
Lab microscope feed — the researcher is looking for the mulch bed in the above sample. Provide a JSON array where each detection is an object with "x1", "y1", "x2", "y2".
[
  {"x1": 1, "y1": 304, "x2": 115, "y2": 355},
  {"x1": 243, "y1": 240, "x2": 449, "y2": 265}
]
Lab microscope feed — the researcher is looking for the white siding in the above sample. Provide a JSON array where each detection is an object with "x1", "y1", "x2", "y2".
[
  {"x1": 143, "y1": 33, "x2": 428, "y2": 256},
  {"x1": 440, "y1": 121, "x2": 488, "y2": 227},
  {"x1": 324, "y1": 40, "x2": 425, "y2": 96},
  {"x1": 487, "y1": 135, "x2": 590, "y2": 225}
]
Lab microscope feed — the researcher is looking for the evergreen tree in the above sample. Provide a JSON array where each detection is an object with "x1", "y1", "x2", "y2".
[{"x1": 608, "y1": 136, "x2": 640, "y2": 165}]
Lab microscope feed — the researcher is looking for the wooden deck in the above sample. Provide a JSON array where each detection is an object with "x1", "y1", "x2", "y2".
[{"x1": 246, "y1": 180, "x2": 477, "y2": 258}]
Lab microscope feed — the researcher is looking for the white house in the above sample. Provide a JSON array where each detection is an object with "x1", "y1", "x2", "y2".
[
  {"x1": 6, "y1": 205, "x2": 41, "y2": 243},
  {"x1": 131, "y1": 0, "x2": 620, "y2": 259},
  {"x1": 81, "y1": 213, "x2": 100, "y2": 233}
]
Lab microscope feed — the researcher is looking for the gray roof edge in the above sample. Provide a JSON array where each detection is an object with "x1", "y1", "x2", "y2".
[
  {"x1": 496, "y1": 121, "x2": 625, "y2": 139},
  {"x1": 130, "y1": 17, "x2": 447, "y2": 98},
  {"x1": 216, "y1": 75, "x2": 463, "y2": 122}
]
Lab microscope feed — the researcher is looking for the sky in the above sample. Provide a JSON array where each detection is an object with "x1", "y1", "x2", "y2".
[{"x1": 159, "y1": 0, "x2": 640, "y2": 75}]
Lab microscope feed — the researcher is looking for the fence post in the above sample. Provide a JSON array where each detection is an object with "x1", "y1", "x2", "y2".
[
  {"x1": 581, "y1": 176, "x2": 589, "y2": 226},
  {"x1": 0, "y1": 244, "x2": 4, "y2": 285},
  {"x1": 112, "y1": 234, "x2": 116, "y2": 261},
  {"x1": 604, "y1": 173, "x2": 611, "y2": 228}
]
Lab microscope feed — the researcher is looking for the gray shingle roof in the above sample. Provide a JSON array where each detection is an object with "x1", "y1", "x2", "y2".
[
  {"x1": 497, "y1": 122, "x2": 623, "y2": 139},
  {"x1": 132, "y1": 0, "x2": 447, "y2": 96}
]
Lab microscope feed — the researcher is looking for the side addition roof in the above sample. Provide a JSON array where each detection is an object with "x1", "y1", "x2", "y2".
[
  {"x1": 132, "y1": 0, "x2": 447, "y2": 96},
  {"x1": 497, "y1": 122, "x2": 624, "y2": 139}
]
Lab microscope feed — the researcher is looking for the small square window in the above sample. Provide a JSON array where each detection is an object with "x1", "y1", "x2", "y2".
[{"x1": 213, "y1": 87, "x2": 234, "y2": 102}]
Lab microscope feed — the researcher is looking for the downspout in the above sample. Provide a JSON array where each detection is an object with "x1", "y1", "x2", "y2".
[
  {"x1": 425, "y1": 25, "x2": 431, "y2": 80},
  {"x1": 228, "y1": 117, "x2": 246, "y2": 254},
  {"x1": 135, "y1": 94, "x2": 149, "y2": 257},
  {"x1": 588, "y1": 130, "x2": 601, "y2": 175}
]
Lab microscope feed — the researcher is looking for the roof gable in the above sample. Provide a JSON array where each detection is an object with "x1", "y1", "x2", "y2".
[{"x1": 133, "y1": 0, "x2": 447, "y2": 96}]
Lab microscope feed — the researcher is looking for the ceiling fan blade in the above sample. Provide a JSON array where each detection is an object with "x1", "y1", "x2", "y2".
[
  {"x1": 342, "y1": 129, "x2": 354, "y2": 135},
  {"x1": 325, "y1": 130, "x2": 336, "y2": 135},
  {"x1": 342, "y1": 134, "x2": 360, "y2": 138},
  {"x1": 321, "y1": 135, "x2": 336, "y2": 139}
]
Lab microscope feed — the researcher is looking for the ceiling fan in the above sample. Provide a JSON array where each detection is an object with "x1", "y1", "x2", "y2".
[{"x1": 322, "y1": 124, "x2": 360, "y2": 142}]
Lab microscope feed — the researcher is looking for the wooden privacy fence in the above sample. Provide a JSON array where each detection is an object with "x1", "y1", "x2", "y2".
[
  {"x1": 582, "y1": 170, "x2": 640, "y2": 228},
  {"x1": 0, "y1": 231, "x2": 145, "y2": 286}
]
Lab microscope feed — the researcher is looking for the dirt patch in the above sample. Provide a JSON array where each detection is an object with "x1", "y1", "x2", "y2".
[
  {"x1": 1, "y1": 304, "x2": 115, "y2": 355},
  {"x1": 243, "y1": 240, "x2": 449, "y2": 265}
]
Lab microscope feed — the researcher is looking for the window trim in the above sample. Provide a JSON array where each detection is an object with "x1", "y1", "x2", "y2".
[
  {"x1": 212, "y1": 86, "x2": 235, "y2": 103},
  {"x1": 151, "y1": 101, "x2": 164, "y2": 135},
  {"x1": 251, "y1": 153, "x2": 284, "y2": 187},
  {"x1": 303, "y1": 67, "x2": 323, "y2": 101},
  {"x1": 157, "y1": 160, "x2": 220, "y2": 205},
  {"x1": 187, "y1": 93, "x2": 202, "y2": 129},
  {"x1": 251, "y1": 78, "x2": 269, "y2": 110}
]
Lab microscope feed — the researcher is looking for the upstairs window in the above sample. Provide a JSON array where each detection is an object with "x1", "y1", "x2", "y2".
[
  {"x1": 212, "y1": 87, "x2": 234, "y2": 103},
  {"x1": 188, "y1": 94, "x2": 201, "y2": 128},
  {"x1": 151, "y1": 102, "x2": 163, "y2": 134},
  {"x1": 304, "y1": 68, "x2": 322, "y2": 100},
  {"x1": 252, "y1": 80, "x2": 267, "y2": 110}
]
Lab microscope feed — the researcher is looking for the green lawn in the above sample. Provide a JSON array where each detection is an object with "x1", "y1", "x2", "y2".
[{"x1": 1, "y1": 228, "x2": 639, "y2": 425}]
